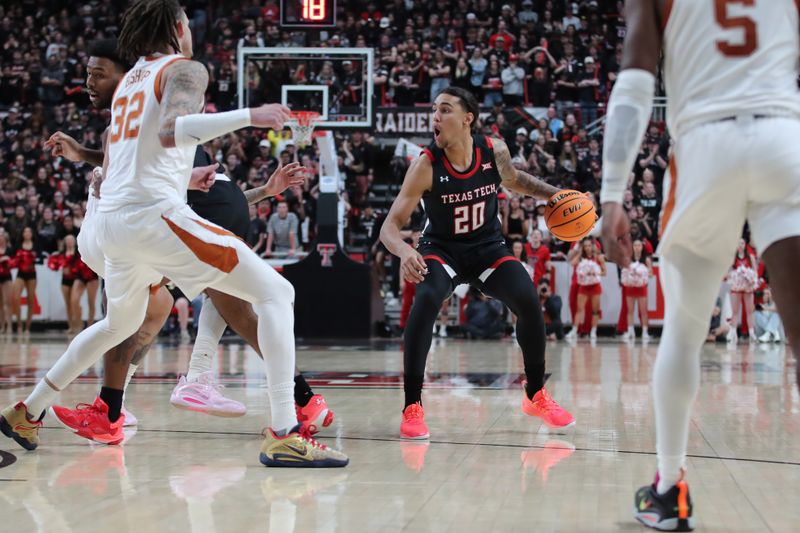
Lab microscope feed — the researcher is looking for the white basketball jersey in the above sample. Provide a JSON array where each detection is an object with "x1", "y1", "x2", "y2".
[
  {"x1": 663, "y1": 0, "x2": 800, "y2": 135},
  {"x1": 99, "y1": 54, "x2": 196, "y2": 212}
]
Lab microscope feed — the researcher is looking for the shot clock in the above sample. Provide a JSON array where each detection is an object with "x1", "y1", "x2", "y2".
[{"x1": 280, "y1": 0, "x2": 337, "y2": 28}]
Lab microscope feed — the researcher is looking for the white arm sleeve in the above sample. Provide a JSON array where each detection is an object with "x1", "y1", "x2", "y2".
[
  {"x1": 600, "y1": 69, "x2": 656, "y2": 204},
  {"x1": 174, "y1": 108, "x2": 252, "y2": 148}
]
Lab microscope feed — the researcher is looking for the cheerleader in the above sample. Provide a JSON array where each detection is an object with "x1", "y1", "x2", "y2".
[
  {"x1": 567, "y1": 237, "x2": 606, "y2": 340},
  {"x1": 0, "y1": 233, "x2": 12, "y2": 333},
  {"x1": 620, "y1": 239, "x2": 653, "y2": 341},
  {"x1": 11, "y1": 227, "x2": 38, "y2": 334},
  {"x1": 59, "y1": 235, "x2": 80, "y2": 333},
  {"x1": 726, "y1": 238, "x2": 759, "y2": 343}
]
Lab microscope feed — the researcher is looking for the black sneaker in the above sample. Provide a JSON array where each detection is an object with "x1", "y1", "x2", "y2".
[{"x1": 634, "y1": 480, "x2": 694, "y2": 531}]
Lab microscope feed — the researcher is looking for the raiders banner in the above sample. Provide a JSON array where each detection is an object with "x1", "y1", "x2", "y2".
[{"x1": 374, "y1": 107, "x2": 492, "y2": 136}]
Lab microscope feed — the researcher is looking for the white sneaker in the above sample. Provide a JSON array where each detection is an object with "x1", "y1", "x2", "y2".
[
  {"x1": 121, "y1": 406, "x2": 138, "y2": 427},
  {"x1": 726, "y1": 328, "x2": 738, "y2": 344},
  {"x1": 748, "y1": 329, "x2": 757, "y2": 344},
  {"x1": 758, "y1": 332, "x2": 772, "y2": 343},
  {"x1": 565, "y1": 328, "x2": 577, "y2": 341},
  {"x1": 642, "y1": 331, "x2": 651, "y2": 342},
  {"x1": 439, "y1": 326, "x2": 448, "y2": 338},
  {"x1": 589, "y1": 329, "x2": 597, "y2": 340}
]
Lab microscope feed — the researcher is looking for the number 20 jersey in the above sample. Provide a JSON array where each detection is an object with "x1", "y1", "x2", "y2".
[
  {"x1": 420, "y1": 134, "x2": 503, "y2": 244},
  {"x1": 663, "y1": 0, "x2": 800, "y2": 137},
  {"x1": 100, "y1": 54, "x2": 197, "y2": 213}
]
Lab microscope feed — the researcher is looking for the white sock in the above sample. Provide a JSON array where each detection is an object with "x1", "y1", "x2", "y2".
[
  {"x1": 628, "y1": 326, "x2": 635, "y2": 335},
  {"x1": 124, "y1": 364, "x2": 138, "y2": 394},
  {"x1": 653, "y1": 249, "x2": 730, "y2": 496},
  {"x1": 749, "y1": 328, "x2": 756, "y2": 338},
  {"x1": 642, "y1": 327, "x2": 648, "y2": 335},
  {"x1": 187, "y1": 296, "x2": 227, "y2": 382},
  {"x1": 25, "y1": 380, "x2": 59, "y2": 420},
  {"x1": 590, "y1": 326, "x2": 597, "y2": 335}
]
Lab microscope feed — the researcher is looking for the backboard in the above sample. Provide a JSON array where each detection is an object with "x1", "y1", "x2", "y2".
[{"x1": 237, "y1": 47, "x2": 373, "y2": 130}]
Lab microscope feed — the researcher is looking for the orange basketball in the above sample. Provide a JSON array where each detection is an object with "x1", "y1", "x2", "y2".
[{"x1": 544, "y1": 190, "x2": 597, "y2": 242}]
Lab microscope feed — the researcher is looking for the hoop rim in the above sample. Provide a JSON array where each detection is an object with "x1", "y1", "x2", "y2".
[{"x1": 289, "y1": 110, "x2": 321, "y2": 126}]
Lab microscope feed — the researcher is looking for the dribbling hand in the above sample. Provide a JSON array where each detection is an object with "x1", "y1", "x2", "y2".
[
  {"x1": 600, "y1": 202, "x2": 633, "y2": 268},
  {"x1": 249, "y1": 104, "x2": 292, "y2": 131},
  {"x1": 401, "y1": 247, "x2": 429, "y2": 284},
  {"x1": 44, "y1": 132, "x2": 82, "y2": 162}
]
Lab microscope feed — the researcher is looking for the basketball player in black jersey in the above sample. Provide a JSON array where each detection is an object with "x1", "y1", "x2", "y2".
[
  {"x1": 381, "y1": 87, "x2": 575, "y2": 439},
  {"x1": 41, "y1": 39, "x2": 333, "y2": 442}
]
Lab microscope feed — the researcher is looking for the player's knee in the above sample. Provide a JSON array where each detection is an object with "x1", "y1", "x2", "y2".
[
  {"x1": 147, "y1": 286, "x2": 174, "y2": 324},
  {"x1": 414, "y1": 284, "x2": 446, "y2": 313}
]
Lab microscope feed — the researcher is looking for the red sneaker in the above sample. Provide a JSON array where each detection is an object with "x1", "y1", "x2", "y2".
[
  {"x1": 51, "y1": 397, "x2": 125, "y2": 445},
  {"x1": 295, "y1": 394, "x2": 334, "y2": 435},
  {"x1": 521, "y1": 382, "x2": 575, "y2": 429},
  {"x1": 400, "y1": 402, "x2": 429, "y2": 439}
]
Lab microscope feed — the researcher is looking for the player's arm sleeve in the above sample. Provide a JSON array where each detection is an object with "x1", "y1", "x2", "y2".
[
  {"x1": 600, "y1": 69, "x2": 655, "y2": 204},
  {"x1": 174, "y1": 109, "x2": 251, "y2": 148}
]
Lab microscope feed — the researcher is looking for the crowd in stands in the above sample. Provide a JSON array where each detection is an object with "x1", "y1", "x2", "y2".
[{"x1": 0, "y1": 0, "x2": 782, "y2": 339}]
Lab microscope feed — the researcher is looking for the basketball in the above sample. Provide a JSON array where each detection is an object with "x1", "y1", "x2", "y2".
[{"x1": 544, "y1": 190, "x2": 597, "y2": 241}]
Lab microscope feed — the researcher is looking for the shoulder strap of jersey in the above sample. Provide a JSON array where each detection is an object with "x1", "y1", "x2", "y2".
[{"x1": 154, "y1": 55, "x2": 191, "y2": 103}]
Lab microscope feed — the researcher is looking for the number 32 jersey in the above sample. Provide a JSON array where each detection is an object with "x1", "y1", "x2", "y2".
[
  {"x1": 663, "y1": 0, "x2": 800, "y2": 136},
  {"x1": 100, "y1": 54, "x2": 197, "y2": 213},
  {"x1": 420, "y1": 134, "x2": 503, "y2": 244}
]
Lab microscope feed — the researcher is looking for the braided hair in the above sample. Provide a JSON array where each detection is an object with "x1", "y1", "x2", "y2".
[{"x1": 117, "y1": 0, "x2": 183, "y2": 63}]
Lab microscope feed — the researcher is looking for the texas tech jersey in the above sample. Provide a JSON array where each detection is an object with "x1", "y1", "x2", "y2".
[
  {"x1": 663, "y1": 0, "x2": 800, "y2": 136},
  {"x1": 421, "y1": 134, "x2": 503, "y2": 243}
]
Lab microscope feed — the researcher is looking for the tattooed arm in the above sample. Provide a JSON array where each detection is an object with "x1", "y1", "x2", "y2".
[
  {"x1": 159, "y1": 60, "x2": 289, "y2": 149},
  {"x1": 158, "y1": 60, "x2": 209, "y2": 148},
  {"x1": 492, "y1": 137, "x2": 560, "y2": 200}
]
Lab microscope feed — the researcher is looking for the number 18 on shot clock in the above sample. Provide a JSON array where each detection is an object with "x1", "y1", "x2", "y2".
[{"x1": 280, "y1": 0, "x2": 337, "y2": 28}]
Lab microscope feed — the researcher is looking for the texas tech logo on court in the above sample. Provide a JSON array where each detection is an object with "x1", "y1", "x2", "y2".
[{"x1": 317, "y1": 244, "x2": 336, "y2": 267}]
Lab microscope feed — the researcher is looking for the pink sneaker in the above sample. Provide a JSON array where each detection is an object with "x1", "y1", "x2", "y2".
[
  {"x1": 170, "y1": 372, "x2": 246, "y2": 417},
  {"x1": 121, "y1": 406, "x2": 137, "y2": 427},
  {"x1": 400, "y1": 402, "x2": 429, "y2": 440},
  {"x1": 521, "y1": 381, "x2": 575, "y2": 429},
  {"x1": 296, "y1": 394, "x2": 334, "y2": 435}
]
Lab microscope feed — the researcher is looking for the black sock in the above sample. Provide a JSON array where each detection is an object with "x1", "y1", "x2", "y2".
[
  {"x1": 100, "y1": 387, "x2": 124, "y2": 423},
  {"x1": 404, "y1": 375, "x2": 424, "y2": 409},
  {"x1": 294, "y1": 374, "x2": 314, "y2": 407}
]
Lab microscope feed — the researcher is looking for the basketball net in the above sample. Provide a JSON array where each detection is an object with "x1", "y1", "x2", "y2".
[{"x1": 288, "y1": 111, "x2": 320, "y2": 149}]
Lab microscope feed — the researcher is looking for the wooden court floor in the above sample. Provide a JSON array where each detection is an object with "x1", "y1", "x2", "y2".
[{"x1": 0, "y1": 334, "x2": 798, "y2": 532}]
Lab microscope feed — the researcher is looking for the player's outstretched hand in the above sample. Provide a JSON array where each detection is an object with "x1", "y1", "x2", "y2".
[
  {"x1": 600, "y1": 202, "x2": 632, "y2": 268},
  {"x1": 265, "y1": 162, "x2": 308, "y2": 196},
  {"x1": 188, "y1": 163, "x2": 218, "y2": 193},
  {"x1": 249, "y1": 104, "x2": 291, "y2": 130},
  {"x1": 400, "y1": 247, "x2": 429, "y2": 284},
  {"x1": 44, "y1": 131, "x2": 82, "y2": 162}
]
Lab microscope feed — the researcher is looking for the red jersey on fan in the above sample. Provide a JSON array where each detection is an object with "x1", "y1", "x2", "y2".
[{"x1": 525, "y1": 243, "x2": 551, "y2": 285}]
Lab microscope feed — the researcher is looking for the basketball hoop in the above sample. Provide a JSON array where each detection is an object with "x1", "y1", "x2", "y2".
[{"x1": 288, "y1": 111, "x2": 320, "y2": 149}]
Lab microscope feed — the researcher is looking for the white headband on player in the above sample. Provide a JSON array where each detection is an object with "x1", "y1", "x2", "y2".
[
  {"x1": 600, "y1": 68, "x2": 656, "y2": 205},
  {"x1": 173, "y1": 108, "x2": 252, "y2": 149}
]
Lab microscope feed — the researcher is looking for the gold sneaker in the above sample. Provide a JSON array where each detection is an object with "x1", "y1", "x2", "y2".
[
  {"x1": 259, "y1": 424, "x2": 348, "y2": 468},
  {"x1": 0, "y1": 401, "x2": 43, "y2": 450}
]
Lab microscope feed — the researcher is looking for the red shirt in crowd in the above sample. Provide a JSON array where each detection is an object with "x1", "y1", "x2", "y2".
[{"x1": 525, "y1": 243, "x2": 551, "y2": 285}]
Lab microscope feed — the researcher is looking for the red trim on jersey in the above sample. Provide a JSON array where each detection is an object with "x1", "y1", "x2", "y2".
[
  {"x1": 488, "y1": 256, "x2": 517, "y2": 270},
  {"x1": 484, "y1": 136, "x2": 493, "y2": 149},
  {"x1": 442, "y1": 147, "x2": 482, "y2": 180},
  {"x1": 421, "y1": 148, "x2": 434, "y2": 162},
  {"x1": 154, "y1": 57, "x2": 191, "y2": 103},
  {"x1": 662, "y1": 0, "x2": 675, "y2": 31},
  {"x1": 423, "y1": 254, "x2": 446, "y2": 265}
]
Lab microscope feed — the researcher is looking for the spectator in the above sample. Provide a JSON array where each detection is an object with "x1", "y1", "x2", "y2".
[
  {"x1": 756, "y1": 288, "x2": 784, "y2": 343},
  {"x1": 468, "y1": 47, "x2": 487, "y2": 101},
  {"x1": 266, "y1": 200, "x2": 299, "y2": 257},
  {"x1": 482, "y1": 56, "x2": 504, "y2": 106},
  {"x1": 463, "y1": 288, "x2": 506, "y2": 340},
  {"x1": 706, "y1": 298, "x2": 731, "y2": 343},
  {"x1": 577, "y1": 57, "x2": 600, "y2": 125},
  {"x1": 525, "y1": 229, "x2": 552, "y2": 286},
  {"x1": 427, "y1": 49, "x2": 451, "y2": 102},
  {"x1": 501, "y1": 54, "x2": 525, "y2": 107},
  {"x1": 503, "y1": 195, "x2": 528, "y2": 242},
  {"x1": 539, "y1": 278, "x2": 565, "y2": 341},
  {"x1": 451, "y1": 56, "x2": 472, "y2": 91},
  {"x1": 247, "y1": 202, "x2": 269, "y2": 255}
]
